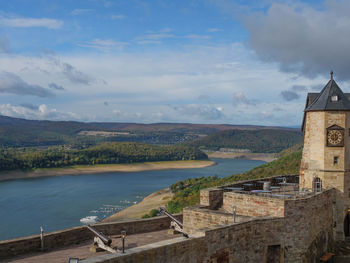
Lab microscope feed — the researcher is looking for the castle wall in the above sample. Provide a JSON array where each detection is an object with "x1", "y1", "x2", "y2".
[
  {"x1": 183, "y1": 206, "x2": 249, "y2": 235},
  {"x1": 183, "y1": 189, "x2": 334, "y2": 263},
  {"x1": 283, "y1": 189, "x2": 335, "y2": 262},
  {"x1": 0, "y1": 214, "x2": 182, "y2": 260},
  {"x1": 200, "y1": 188, "x2": 223, "y2": 209},
  {"x1": 78, "y1": 190, "x2": 334, "y2": 263},
  {"x1": 300, "y1": 111, "x2": 326, "y2": 190},
  {"x1": 81, "y1": 210, "x2": 331, "y2": 263},
  {"x1": 222, "y1": 192, "x2": 285, "y2": 217},
  {"x1": 80, "y1": 218, "x2": 285, "y2": 263}
]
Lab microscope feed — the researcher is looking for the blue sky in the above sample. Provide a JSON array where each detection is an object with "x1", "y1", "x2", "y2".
[{"x1": 0, "y1": 0, "x2": 349, "y2": 126}]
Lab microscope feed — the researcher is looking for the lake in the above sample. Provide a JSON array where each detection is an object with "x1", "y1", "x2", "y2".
[{"x1": 0, "y1": 158, "x2": 264, "y2": 241}]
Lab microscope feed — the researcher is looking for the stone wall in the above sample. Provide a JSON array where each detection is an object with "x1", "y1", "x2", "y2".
[
  {"x1": 0, "y1": 214, "x2": 182, "y2": 260},
  {"x1": 284, "y1": 189, "x2": 335, "y2": 262},
  {"x1": 79, "y1": 190, "x2": 335, "y2": 263},
  {"x1": 183, "y1": 206, "x2": 248, "y2": 234},
  {"x1": 200, "y1": 188, "x2": 223, "y2": 209},
  {"x1": 222, "y1": 192, "x2": 285, "y2": 217},
  {"x1": 80, "y1": 218, "x2": 285, "y2": 263}
]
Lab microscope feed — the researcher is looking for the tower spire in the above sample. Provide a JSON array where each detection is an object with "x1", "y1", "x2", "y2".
[{"x1": 331, "y1": 70, "x2": 334, "y2": 80}]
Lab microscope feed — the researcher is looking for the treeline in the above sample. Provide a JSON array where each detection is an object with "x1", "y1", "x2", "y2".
[
  {"x1": 166, "y1": 148, "x2": 302, "y2": 213},
  {"x1": 186, "y1": 129, "x2": 303, "y2": 153},
  {"x1": 0, "y1": 142, "x2": 208, "y2": 171}
]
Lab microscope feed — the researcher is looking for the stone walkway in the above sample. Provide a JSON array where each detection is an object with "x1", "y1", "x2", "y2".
[{"x1": 6, "y1": 230, "x2": 180, "y2": 263}]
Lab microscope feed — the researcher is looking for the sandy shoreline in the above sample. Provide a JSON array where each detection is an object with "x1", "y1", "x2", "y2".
[
  {"x1": 103, "y1": 188, "x2": 173, "y2": 222},
  {"x1": 0, "y1": 160, "x2": 216, "y2": 182}
]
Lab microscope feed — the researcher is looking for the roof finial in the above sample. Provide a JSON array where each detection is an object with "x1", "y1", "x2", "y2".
[{"x1": 331, "y1": 70, "x2": 334, "y2": 80}]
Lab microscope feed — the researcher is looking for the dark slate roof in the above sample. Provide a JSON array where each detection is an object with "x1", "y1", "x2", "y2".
[{"x1": 305, "y1": 79, "x2": 350, "y2": 111}]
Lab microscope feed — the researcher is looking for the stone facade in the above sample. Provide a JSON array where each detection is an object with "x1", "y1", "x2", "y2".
[{"x1": 300, "y1": 110, "x2": 350, "y2": 240}]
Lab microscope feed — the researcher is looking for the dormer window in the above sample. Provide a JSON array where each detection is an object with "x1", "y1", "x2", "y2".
[{"x1": 331, "y1": 95, "x2": 338, "y2": 102}]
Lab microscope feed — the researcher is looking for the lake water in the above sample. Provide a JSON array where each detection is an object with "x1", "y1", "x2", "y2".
[{"x1": 0, "y1": 158, "x2": 264, "y2": 241}]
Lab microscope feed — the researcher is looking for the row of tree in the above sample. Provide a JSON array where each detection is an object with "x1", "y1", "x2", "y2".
[{"x1": 0, "y1": 142, "x2": 208, "y2": 171}]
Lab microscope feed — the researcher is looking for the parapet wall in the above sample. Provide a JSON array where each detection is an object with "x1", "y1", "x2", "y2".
[
  {"x1": 77, "y1": 190, "x2": 335, "y2": 263},
  {"x1": 200, "y1": 188, "x2": 223, "y2": 209},
  {"x1": 183, "y1": 206, "x2": 235, "y2": 234},
  {"x1": 222, "y1": 192, "x2": 285, "y2": 217},
  {"x1": 80, "y1": 217, "x2": 285, "y2": 263},
  {"x1": 0, "y1": 214, "x2": 182, "y2": 260}
]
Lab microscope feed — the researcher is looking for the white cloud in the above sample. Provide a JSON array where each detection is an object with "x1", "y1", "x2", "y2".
[
  {"x1": 78, "y1": 39, "x2": 128, "y2": 51},
  {"x1": 138, "y1": 33, "x2": 174, "y2": 40},
  {"x1": 0, "y1": 17, "x2": 63, "y2": 29},
  {"x1": 71, "y1": 9, "x2": 94, "y2": 15},
  {"x1": 0, "y1": 43, "x2": 326, "y2": 125},
  {"x1": 171, "y1": 104, "x2": 225, "y2": 120},
  {"x1": 207, "y1": 28, "x2": 223, "y2": 32},
  {"x1": 233, "y1": 92, "x2": 255, "y2": 105},
  {"x1": 184, "y1": 34, "x2": 211, "y2": 40},
  {"x1": 111, "y1": 14, "x2": 126, "y2": 20},
  {"x1": 0, "y1": 36, "x2": 10, "y2": 53},
  {"x1": 0, "y1": 103, "x2": 79, "y2": 121},
  {"x1": 136, "y1": 29, "x2": 175, "y2": 44}
]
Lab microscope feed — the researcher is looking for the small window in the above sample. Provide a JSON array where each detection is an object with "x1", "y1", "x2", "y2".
[
  {"x1": 331, "y1": 95, "x2": 338, "y2": 102},
  {"x1": 314, "y1": 177, "x2": 322, "y2": 192},
  {"x1": 334, "y1": 156, "x2": 339, "y2": 164}
]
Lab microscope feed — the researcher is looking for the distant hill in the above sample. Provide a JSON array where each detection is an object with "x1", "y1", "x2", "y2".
[
  {"x1": 186, "y1": 129, "x2": 303, "y2": 153},
  {"x1": 0, "y1": 115, "x2": 300, "y2": 147}
]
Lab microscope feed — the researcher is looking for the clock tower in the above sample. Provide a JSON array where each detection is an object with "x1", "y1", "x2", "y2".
[{"x1": 300, "y1": 72, "x2": 350, "y2": 240}]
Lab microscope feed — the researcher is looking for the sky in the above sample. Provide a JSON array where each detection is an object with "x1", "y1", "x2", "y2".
[{"x1": 0, "y1": 0, "x2": 349, "y2": 126}]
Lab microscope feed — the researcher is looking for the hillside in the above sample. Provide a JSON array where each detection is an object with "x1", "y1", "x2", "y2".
[
  {"x1": 166, "y1": 147, "x2": 302, "y2": 213},
  {"x1": 186, "y1": 129, "x2": 303, "y2": 153},
  {"x1": 0, "y1": 115, "x2": 299, "y2": 147}
]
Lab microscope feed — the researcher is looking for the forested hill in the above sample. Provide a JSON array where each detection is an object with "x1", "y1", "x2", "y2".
[
  {"x1": 186, "y1": 129, "x2": 303, "y2": 153},
  {"x1": 0, "y1": 142, "x2": 207, "y2": 171},
  {"x1": 0, "y1": 115, "x2": 299, "y2": 147}
]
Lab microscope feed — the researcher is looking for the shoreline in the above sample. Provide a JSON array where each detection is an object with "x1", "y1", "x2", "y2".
[
  {"x1": 0, "y1": 160, "x2": 216, "y2": 182},
  {"x1": 103, "y1": 154, "x2": 275, "y2": 222},
  {"x1": 205, "y1": 152, "x2": 276, "y2": 162},
  {"x1": 103, "y1": 187, "x2": 173, "y2": 222}
]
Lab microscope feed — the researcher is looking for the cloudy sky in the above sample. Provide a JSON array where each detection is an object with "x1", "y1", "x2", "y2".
[{"x1": 0, "y1": 0, "x2": 349, "y2": 126}]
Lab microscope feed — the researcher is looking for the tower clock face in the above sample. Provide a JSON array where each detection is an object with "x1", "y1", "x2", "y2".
[
  {"x1": 328, "y1": 130, "x2": 343, "y2": 145},
  {"x1": 326, "y1": 127, "x2": 344, "y2": 147}
]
